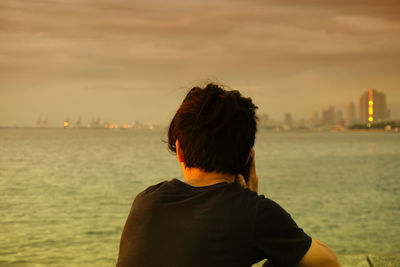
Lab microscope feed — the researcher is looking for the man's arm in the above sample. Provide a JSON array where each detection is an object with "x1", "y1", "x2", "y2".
[
  {"x1": 236, "y1": 150, "x2": 341, "y2": 267},
  {"x1": 297, "y1": 238, "x2": 341, "y2": 267},
  {"x1": 261, "y1": 238, "x2": 340, "y2": 267}
]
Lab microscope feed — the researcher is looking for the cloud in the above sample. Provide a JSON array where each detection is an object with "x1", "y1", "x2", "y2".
[{"x1": 1, "y1": 0, "x2": 400, "y2": 125}]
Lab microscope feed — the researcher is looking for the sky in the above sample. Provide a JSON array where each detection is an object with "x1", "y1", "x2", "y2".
[{"x1": 1, "y1": 0, "x2": 400, "y2": 127}]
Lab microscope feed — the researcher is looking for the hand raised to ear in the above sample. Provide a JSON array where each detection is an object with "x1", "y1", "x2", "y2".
[{"x1": 235, "y1": 149, "x2": 258, "y2": 193}]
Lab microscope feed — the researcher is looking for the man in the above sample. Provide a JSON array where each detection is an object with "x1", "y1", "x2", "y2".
[{"x1": 117, "y1": 83, "x2": 340, "y2": 267}]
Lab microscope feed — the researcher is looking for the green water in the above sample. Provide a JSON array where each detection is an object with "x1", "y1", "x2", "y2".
[{"x1": 0, "y1": 129, "x2": 399, "y2": 266}]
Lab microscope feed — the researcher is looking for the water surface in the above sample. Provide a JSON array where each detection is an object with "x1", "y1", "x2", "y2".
[{"x1": 0, "y1": 129, "x2": 399, "y2": 266}]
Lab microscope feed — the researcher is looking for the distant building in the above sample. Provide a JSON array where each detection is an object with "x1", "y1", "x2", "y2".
[
  {"x1": 298, "y1": 118, "x2": 306, "y2": 128},
  {"x1": 359, "y1": 88, "x2": 389, "y2": 124},
  {"x1": 284, "y1": 113, "x2": 293, "y2": 129},
  {"x1": 89, "y1": 117, "x2": 102, "y2": 128},
  {"x1": 346, "y1": 102, "x2": 357, "y2": 126},
  {"x1": 75, "y1": 117, "x2": 82, "y2": 128},
  {"x1": 321, "y1": 106, "x2": 335, "y2": 126},
  {"x1": 258, "y1": 113, "x2": 269, "y2": 129},
  {"x1": 309, "y1": 111, "x2": 319, "y2": 127},
  {"x1": 36, "y1": 115, "x2": 48, "y2": 128},
  {"x1": 335, "y1": 110, "x2": 345, "y2": 126},
  {"x1": 311, "y1": 112, "x2": 319, "y2": 122}
]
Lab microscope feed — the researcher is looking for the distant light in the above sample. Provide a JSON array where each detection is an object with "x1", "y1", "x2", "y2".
[
  {"x1": 368, "y1": 117, "x2": 373, "y2": 122},
  {"x1": 368, "y1": 100, "x2": 373, "y2": 105},
  {"x1": 64, "y1": 121, "x2": 69, "y2": 127},
  {"x1": 368, "y1": 107, "x2": 373, "y2": 115}
]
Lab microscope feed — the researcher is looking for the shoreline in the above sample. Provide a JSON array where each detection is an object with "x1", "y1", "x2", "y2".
[{"x1": 1, "y1": 126, "x2": 399, "y2": 132}]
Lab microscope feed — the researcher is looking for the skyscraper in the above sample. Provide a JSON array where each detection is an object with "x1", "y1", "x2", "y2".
[
  {"x1": 346, "y1": 101, "x2": 357, "y2": 126},
  {"x1": 284, "y1": 113, "x2": 293, "y2": 128},
  {"x1": 359, "y1": 88, "x2": 389, "y2": 124},
  {"x1": 335, "y1": 110, "x2": 345, "y2": 126},
  {"x1": 321, "y1": 106, "x2": 335, "y2": 126}
]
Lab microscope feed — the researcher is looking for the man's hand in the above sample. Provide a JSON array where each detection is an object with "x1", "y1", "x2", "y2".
[{"x1": 235, "y1": 148, "x2": 258, "y2": 193}]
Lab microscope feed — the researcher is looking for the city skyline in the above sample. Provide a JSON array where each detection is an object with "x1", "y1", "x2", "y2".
[
  {"x1": 1, "y1": 86, "x2": 397, "y2": 128},
  {"x1": 26, "y1": 86, "x2": 395, "y2": 129},
  {"x1": 1, "y1": 0, "x2": 400, "y2": 127}
]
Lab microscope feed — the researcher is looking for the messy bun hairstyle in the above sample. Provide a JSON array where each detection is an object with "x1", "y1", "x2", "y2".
[{"x1": 168, "y1": 83, "x2": 258, "y2": 175}]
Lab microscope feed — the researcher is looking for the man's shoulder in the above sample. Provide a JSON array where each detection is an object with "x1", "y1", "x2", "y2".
[
  {"x1": 133, "y1": 179, "x2": 278, "y2": 211},
  {"x1": 224, "y1": 184, "x2": 277, "y2": 206},
  {"x1": 134, "y1": 178, "x2": 189, "y2": 201},
  {"x1": 142, "y1": 180, "x2": 168, "y2": 193},
  {"x1": 135, "y1": 179, "x2": 172, "y2": 199}
]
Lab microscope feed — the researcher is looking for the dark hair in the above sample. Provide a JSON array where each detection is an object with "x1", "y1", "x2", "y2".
[{"x1": 168, "y1": 83, "x2": 258, "y2": 175}]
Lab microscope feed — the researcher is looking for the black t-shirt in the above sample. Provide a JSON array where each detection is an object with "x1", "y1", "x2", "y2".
[{"x1": 117, "y1": 179, "x2": 312, "y2": 267}]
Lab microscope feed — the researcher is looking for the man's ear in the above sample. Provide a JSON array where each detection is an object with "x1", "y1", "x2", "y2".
[{"x1": 176, "y1": 139, "x2": 184, "y2": 163}]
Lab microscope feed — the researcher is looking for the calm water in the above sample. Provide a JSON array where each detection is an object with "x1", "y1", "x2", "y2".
[{"x1": 0, "y1": 128, "x2": 399, "y2": 266}]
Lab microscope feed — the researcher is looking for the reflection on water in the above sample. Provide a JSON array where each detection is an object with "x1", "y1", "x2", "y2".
[{"x1": 0, "y1": 129, "x2": 399, "y2": 266}]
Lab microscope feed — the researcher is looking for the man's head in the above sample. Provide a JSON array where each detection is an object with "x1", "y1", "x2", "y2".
[{"x1": 168, "y1": 83, "x2": 258, "y2": 175}]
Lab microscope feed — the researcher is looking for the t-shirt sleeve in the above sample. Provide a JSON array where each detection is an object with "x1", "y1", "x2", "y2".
[{"x1": 253, "y1": 196, "x2": 312, "y2": 267}]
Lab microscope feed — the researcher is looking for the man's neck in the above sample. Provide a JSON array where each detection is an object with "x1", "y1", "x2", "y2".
[{"x1": 181, "y1": 163, "x2": 236, "y2": 187}]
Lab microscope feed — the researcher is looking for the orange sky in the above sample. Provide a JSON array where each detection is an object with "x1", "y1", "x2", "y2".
[{"x1": 1, "y1": 0, "x2": 400, "y2": 126}]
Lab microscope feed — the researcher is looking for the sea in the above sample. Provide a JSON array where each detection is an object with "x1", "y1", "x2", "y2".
[{"x1": 0, "y1": 128, "x2": 399, "y2": 266}]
